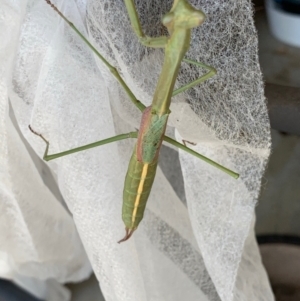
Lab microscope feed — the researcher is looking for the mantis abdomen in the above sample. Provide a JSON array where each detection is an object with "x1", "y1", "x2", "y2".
[
  {"x1": 118, "y1": 106, "x2": 168, "y2": 242},
  {"x1": 120, "y1": 149, "x2": 158, "y2": 242}
]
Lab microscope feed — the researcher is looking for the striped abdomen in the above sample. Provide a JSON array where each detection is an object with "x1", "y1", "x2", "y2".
[
  {"x1": 122, "y1": 148, "x2": 158, "y2": 231},
  {"x1": 118, "y1": 107, "x2": 167, "y2": 243}
]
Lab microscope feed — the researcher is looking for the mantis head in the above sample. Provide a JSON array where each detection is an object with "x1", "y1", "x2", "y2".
[{"x1": 162, "y1": 0, "x2": 206, "y2": 32}]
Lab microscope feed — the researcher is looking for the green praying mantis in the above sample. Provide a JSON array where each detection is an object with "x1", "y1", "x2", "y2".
[{"x1": 29, "y1": 0, "x2": 239, "y2": 243}]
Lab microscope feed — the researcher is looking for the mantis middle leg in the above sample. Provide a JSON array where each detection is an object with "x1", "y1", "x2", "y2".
[{"x1": 173, "y1": 59, "x2": 217, "y2": 96}]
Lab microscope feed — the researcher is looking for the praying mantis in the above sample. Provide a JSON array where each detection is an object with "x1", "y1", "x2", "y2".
[{"x1": 29, "y1": 0, "x2": 239, "y2": 243}]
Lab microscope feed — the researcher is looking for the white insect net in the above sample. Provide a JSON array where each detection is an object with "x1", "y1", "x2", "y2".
[{"x1": 1, "y1": 0, "x2": 273, "y2": 300}]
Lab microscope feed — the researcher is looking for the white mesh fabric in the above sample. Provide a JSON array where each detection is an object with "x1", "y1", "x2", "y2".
[
  {"x1": 2, "y1": 0, "x2": 273, "y2": 300},
  {"x1": 0, "y1": 1, "x2": 92, "y2": 300}
]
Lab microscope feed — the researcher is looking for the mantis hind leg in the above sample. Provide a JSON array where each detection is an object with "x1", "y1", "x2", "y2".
[
  {"x1": 172, "y1": 59, "x2": 217, "y2": 96},
  {"x1": 163, "y1": 135, "x2": 239, "y2": 179},
  {"x1": 29, "y1": 125, "x2": 138, "y2": 161}
]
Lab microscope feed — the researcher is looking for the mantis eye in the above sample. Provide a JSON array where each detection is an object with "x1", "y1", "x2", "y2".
[
  {"x1": 187, "y1": 11, "x2": 206, "y2": 28},
  {"x1": 162, "y1": 12, "x2": 174, "y2": 27}
]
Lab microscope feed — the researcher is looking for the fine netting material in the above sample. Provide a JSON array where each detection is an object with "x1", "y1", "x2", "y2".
[
  {"x1": 0, "y1": 1, "x2": 92, "y2": 300},
  {"x1": 2, "y1": 0, "x2": 274, "y2": 300}
]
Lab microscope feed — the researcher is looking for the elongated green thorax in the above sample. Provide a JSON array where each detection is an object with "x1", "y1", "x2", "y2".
[{"x1": 151, "y1": 1, "x2": 205, "y2": 116}]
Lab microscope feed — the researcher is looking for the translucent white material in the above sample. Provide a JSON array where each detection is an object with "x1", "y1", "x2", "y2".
[{"x1": 1, "y1": 0, "x2": 273, "y2": 300}]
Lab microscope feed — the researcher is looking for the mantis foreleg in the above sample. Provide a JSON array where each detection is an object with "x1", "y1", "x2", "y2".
[{"x1": 124, "y1": 0, "x2": 168, "y2": 48}]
